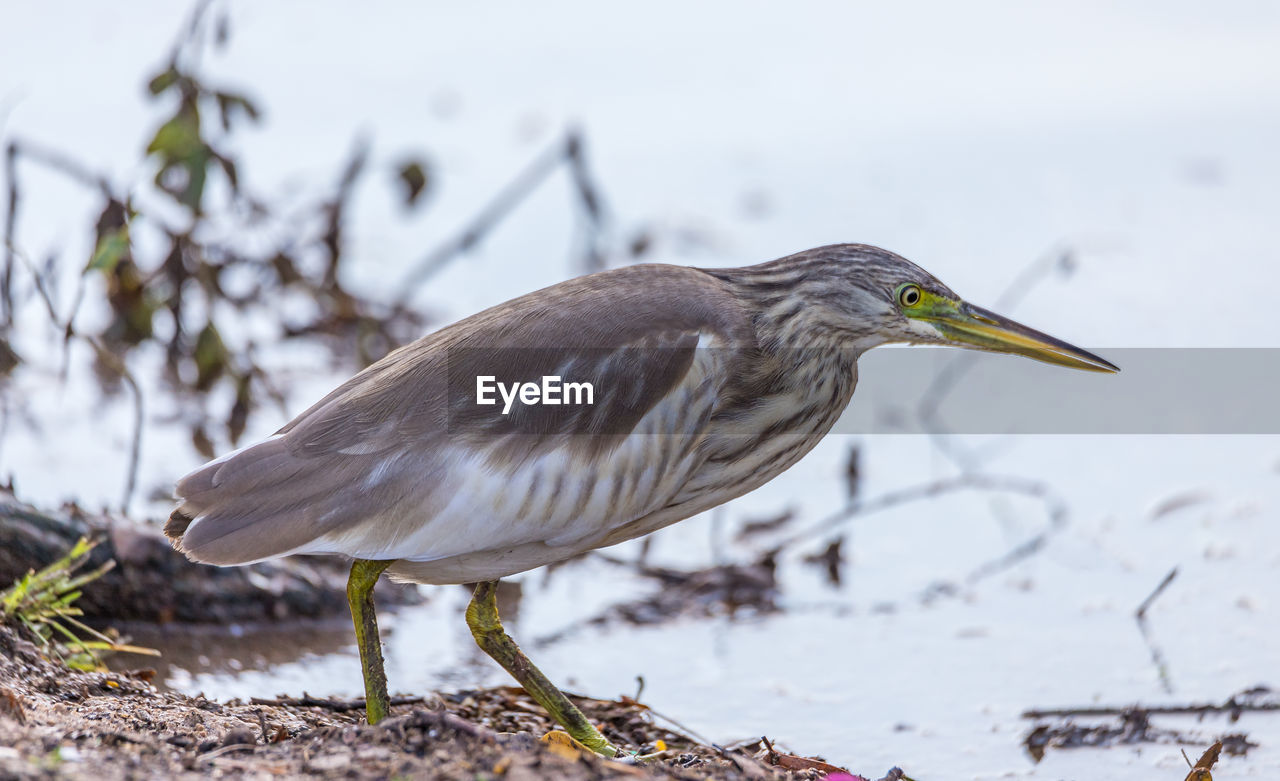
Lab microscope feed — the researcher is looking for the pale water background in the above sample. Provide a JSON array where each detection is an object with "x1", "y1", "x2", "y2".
[{"x1": 2, "y1": 2, "x2": 1279, "y2": 778}]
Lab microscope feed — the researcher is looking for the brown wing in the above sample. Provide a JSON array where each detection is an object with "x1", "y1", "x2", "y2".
[{"x1": 169, "y1": 263, "x2": 755, "y2": 565}]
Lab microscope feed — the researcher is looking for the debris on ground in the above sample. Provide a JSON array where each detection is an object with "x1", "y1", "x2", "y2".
[
  {"x1": 0, "y1": 624, "x2": 899, "y2": 780},
  {"x1": 800, "y1": 537, "x2": 845, "y2": 587},
  {"x1": 1021, "y1": 696, "x2": 1266, "y2": 763},
  {"x1": 535, "y1": 551, "x2": 781, "y2": 647},
  {"x1": 1183, "y1": 741, "x2": 1223, "y2": 781},
  {"x1": 1022, "y1": 686, "x2": 1279, "y2": 722},
  {"x1": 734, "y1": 509, "x2": 796, "y2": 542}
]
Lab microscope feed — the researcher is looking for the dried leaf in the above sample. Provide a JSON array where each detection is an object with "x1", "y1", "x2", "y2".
[
  {"x1": 0, "y1": 338, "x2": 21, "y2": 377},
  {"x1": 193, "y1": 322, "x2": 226, "y2": 391},
  {"x1": 395, "y1": 159, "x2": 430, "y2": 208},
  {"x1": 214, "y1": 91, "x2": 260, "y2": 132},
  {"x1": 735, "y1": 509, "x2": 793, "y2": 541},
  {"x1": 214, "y1": 12, "x2": 231, "y2": 47},
  {"x1": 191, "y1": 426, "x2": 216, "y2": 460},
  {"x1": 628, "y1": 229, "x2": 652, "y2": 258},
  {"x1": 539, "y1": 730, "x2": 585, "y2": 761},
  {"x1": 227, "y1": 374, "x2": 251, "y2": 444},
  {"x1": 147, "y1": 67, "x2": 180, "y2": 96},
  {"x1": 214, "y1": 153, "x2": 239, "y2": 191},
  {"x1": 757, "y1": 737, "x2": 850, "y2": 775},
  {"x1": 801, "y1": 537, "x2": 845, "y2": 587},
  {"x1": 0, "y1": 687, "x2": 25, "y2": 724},
  {"x1": 269, "y1": 253, "x2": 302, "y2": 285},
  {"x1": 845, "y1": 444, "x2": 861, "y2": 499},
  {"x1": 1185, "y1": 741, "x2": 1222, "y2": 781}
]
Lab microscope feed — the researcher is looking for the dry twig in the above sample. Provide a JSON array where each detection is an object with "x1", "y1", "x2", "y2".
[
  {"x1": 248, "y1": 693, "x2": 427, "y2": 712},
  {"x1": 397, "y1": 128, "x2": 609, "y2": 300}
]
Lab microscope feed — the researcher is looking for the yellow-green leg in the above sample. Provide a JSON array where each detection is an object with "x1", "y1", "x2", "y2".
[
  {"x1": 347, "y1": 558, "x2": 393, "y2": 724},
  {"x1": 466, "y1": 580, "x2": 619, "y2": 757}
]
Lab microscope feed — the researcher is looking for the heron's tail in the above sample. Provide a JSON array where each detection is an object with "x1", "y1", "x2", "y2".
[
  {"x1": 166, "y1": 435, "x2": 334, "y2": 566},
  {"x1": 163, "y1": 508, "x2": 196, "y2": 540}
]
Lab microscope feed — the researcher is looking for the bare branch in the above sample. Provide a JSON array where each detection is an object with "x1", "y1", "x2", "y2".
[
  {"x1": 396, "y1": 129, "x2": 607, "y2": 301},
  {"x1": 1023, "y1": 687, "x2": 1279, "y2": 719},
  {"x1": 563, "y1": 129, "x2": 611, "y2": 273},
  {"x1": 1136, "y1": 566, "x2": 1179, "y2": 620},
  {"x1": 247, "y1": 693, "x2": 426, "y2": 712},
  {"x1": 6, "y1": 139, "x2": 112, "y2": 197},
  {"x1": 3, "y1": 142, "x2": 16, "y2": 327},
  {"x1": 84, "y1": 338, "x2": 144, "y2": 512},
  {"x1": 916, "y1": 243, "x2": 1079, "y2": 469},
  {"x1": 1135, "y1": 566, "x2": 1180, "y2": 694},
  {"x1": 773, "y1": 472, "x2": 1057, "y2": 551}
]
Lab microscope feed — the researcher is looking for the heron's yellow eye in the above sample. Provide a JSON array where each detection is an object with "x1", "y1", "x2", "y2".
[{"x1": 898, "y1": 284, "x2": 922, "y2": 308}]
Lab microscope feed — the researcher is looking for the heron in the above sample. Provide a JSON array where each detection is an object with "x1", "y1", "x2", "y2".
[{"x1": 166, "y1": 243, "x2": 1116, "y2": 756}]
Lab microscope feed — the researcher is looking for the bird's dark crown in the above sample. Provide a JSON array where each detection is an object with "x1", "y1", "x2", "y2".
[{"x1": 702, "y1": 243, "x2": 958, "y2": 347}]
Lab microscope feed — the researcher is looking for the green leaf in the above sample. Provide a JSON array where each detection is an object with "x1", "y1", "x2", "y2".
[
  {"x1": 147, "y1": 105, "x2": 212, "y2": 212},
  {"x1": 146, "y1": 109, "x2": 203, "y2": 160},
  {"x1": 177, "y1": 162, "x2": 209, "y2": 212},
  {"x1": 87, "y1": 226, "x2": 130, "y2": 273}
]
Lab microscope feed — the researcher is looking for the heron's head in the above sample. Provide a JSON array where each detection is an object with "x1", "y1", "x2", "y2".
[{"x1": 740, "y1": 244, "x2": 1117, "y2": 372}]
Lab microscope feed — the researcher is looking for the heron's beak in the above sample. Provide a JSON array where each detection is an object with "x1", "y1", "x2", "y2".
[{"x1": 919, "y1": 301, "x2": 1119, "y2": 373}]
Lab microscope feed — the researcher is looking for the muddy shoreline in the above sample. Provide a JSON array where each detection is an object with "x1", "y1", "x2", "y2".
[{"x1": 0, "y1": 622, "x2": 899, "y2": 780}]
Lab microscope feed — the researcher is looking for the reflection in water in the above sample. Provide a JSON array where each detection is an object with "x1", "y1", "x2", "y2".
[
  {"x1": 113, "y1": 582, "x2": 528, "y2": 697},
  {"x1": 492, "y1": 579, "x2": 524, "y2": 624},
  {"x1": 110, "y1": 618, "x2": 360, "y2": 691}
]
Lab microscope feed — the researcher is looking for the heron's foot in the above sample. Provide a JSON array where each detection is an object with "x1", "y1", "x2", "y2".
[
  {"x1": 616, "y1": 740, "x2": 672, "y2": 763},
  {"x1": 466, "y1": 580, "x2": 621, "y2": 757},
  {"x1": 542, "y1": 731, "x2": 673, "y2": 764},
  {"x1": 347, "y1": 558, "x2": 394, "y2": 724}
]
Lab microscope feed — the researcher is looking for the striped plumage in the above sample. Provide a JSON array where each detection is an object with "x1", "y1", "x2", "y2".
[
  {"x1": 166, "y1": 244, "x2": 969, "y2": 582},
  {"x1": 165, "y1": 241, "x2": 1117, "y2": 749}
]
